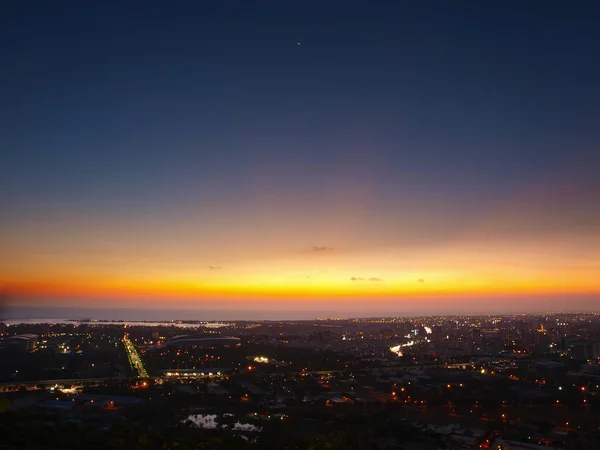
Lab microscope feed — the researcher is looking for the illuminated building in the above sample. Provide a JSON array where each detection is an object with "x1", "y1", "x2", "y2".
[
  {"x1": 148, "y1": 336, "x2": 241, "y2": 351},
  {"x1": 3, "y1": 334, "x2": 38, "y2": 352}
]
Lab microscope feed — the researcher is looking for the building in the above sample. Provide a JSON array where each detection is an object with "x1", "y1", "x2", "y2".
[
  {"x1": 379, "y1": 329, "x2": 394, "y2": 340},
  {"x1": 565, "y1": 339, "x2": 598, "y2": 359},
  {"x1": 161, "y1": 368, "x2": 228, "y2": 379},
  {"x1": 494, "y1": 438, "x2": 562, "y2": 450},
  {"x1": 580, "y1": 363, "x2": 600, "y2": 375},
  {"x1": 149, "y1": 335, "x2": 241, "y2": 351},
  {"x1": 534, "y1": 332, "x2": 552, "y2": 352},
  {"x1": 3, "y1": 334, "x2": 38, "y2": 352}
]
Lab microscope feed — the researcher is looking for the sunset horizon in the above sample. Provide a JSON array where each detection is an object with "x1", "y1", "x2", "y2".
[
  {"x1": 2, "y1": 1, "x2": 599, "y2": 317},
  {"x1": 3, "y1": 3, "x2": 600, "y2": 447}
]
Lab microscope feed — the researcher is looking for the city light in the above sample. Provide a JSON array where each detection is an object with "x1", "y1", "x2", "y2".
[{"x1": 253, "y1": 356, "x2": 270, "y2": 364}]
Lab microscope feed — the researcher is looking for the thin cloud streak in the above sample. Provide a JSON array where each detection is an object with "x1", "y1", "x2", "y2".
[{"x1": 312, "y1": 246, "x2": 333, "y2": 252}]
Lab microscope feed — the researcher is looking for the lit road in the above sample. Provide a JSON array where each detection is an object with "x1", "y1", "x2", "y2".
[
  {"x1": 123, "y1": 335, "x2": 149, "y2": 378},
  {"x1": 0, "y1": 363, "x2": 465, "y2": 392}
]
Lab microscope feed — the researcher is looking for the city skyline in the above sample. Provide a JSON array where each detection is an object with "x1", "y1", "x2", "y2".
[{"x1": 2, "y1": 2, "x2": 600, "y2": 316}]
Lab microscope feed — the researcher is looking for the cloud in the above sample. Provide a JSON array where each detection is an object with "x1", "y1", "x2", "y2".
[
  {"x1": 418, "y1": 279, "x2": 425, "y2": 283},
  {"x1": 208, "y1": 265, "x2": 222, "y2": 270},
  {"x1": 350, "y1": 277, "x2": 364, "y2": 281},
  {"x1": 369, "y1": 277, "x2": 382, "y2": 282},
  {"x1": 312, "y1": 246, "x2": 333, "y2": 252},
  {"x1": 350, "y1": 277, "x2": 383, "y2": 282}
]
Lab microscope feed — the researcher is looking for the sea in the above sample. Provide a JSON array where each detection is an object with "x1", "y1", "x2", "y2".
[{"x1": 1, "y1": 306, "x2": 352, "y2": 324}]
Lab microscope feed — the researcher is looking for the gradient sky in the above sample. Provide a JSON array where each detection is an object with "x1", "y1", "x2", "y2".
[{"x1": 2, "y1": 1, "x2": 600, "y2": 316}]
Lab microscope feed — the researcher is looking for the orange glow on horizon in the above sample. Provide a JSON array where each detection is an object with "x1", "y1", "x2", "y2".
[
  {"x1": 2, "y1": 171, "x2": 599, "y2": 312},
  {"x1": 4, "y1": 269, "x2": 599, "y2": 302}
]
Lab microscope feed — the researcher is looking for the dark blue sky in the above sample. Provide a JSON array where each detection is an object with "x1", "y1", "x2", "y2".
[{"x1": 3, "y1": 0, "x2": 599, "y2": 210}]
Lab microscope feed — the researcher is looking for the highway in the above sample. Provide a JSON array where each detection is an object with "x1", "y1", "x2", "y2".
[
  {"x1": 123, "y1": 334, "x2": 149, "y2": 378},
  {"x1": 0, "y1": 363, "x2": 466, "y2": 391}
]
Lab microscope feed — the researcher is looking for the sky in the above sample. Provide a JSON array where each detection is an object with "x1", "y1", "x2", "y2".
[{"x1": 1, "y1": 1, "x2": 600, "y2": 317}]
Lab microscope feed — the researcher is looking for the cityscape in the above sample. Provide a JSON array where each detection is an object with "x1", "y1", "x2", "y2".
[
  {"x1": 3, "y1": 1, "x2": 600, "y2": 449},
  {"x1": 1, "y1": 313, "x2": 600, "y2": 449}
]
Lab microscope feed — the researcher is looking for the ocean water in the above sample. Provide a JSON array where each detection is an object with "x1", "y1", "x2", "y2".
[
  {"x1": 1, "y1": 306, "x2": 349, "y2": 322},
  {"x1": 4, "y1": 300, "x2": 594, "y2": 323}
]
